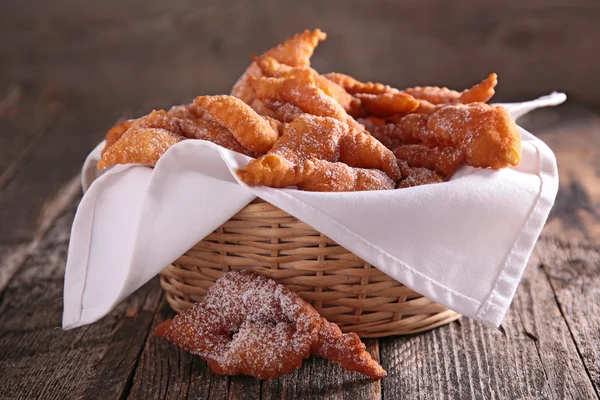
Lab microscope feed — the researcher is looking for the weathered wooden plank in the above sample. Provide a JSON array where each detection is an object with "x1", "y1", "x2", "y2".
[
  {"x1": 379, "y1": 253, "x2": 597, "y2": 399},
  {"x1": 525, "y1": 104, "x2": 600, "y2": 397},
  {"x1": 536, "y1": 239, "x2": 600, "y2": 397},
  {"x1": 519, "y1": 105, "x2": 600, "y2": 243},
  {"x1": 127, "y1": 300, "x2": 216, "y2": 400},
  {"x1": 1, "y1": 0, "x2": 600, "y2": 109},
  {"x1": 0, "y1": 205, "x2": 163, "y2": 400},
  {"x1": 259, "y1": 340, "x2": 381, "y2": 400},
  {"x1": 0, "y1": 174, "x2": 80, "y2": 294}
]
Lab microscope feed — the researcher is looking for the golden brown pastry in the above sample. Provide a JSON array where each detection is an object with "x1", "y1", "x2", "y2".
[
  {"x1": 231, "y1": 29, "x2": 327, "y2": 105},
  {"x1": 194, "y1": 95, "x2": 279, "y2": 154},
  {"x1": 394, "y1": 145, "x2": 465, "y2": 179},
  {"x1": 155, "y1": 270, "x2": 387, "y2": 380},
  {"x1": 236, "y1": 114, "x2": 401, "y2": 190},
  {"x1": 98, "y1": 127, "x2": 184, "y2": 169},
  {"x1": 397, "y1": 160, "x2": 445, "y2": 188},
  {"x1": 425, "y1": 103, "x2": 521, "y2": 169},
  {"x1": 250, "y1": 69, "x2": 364, "y2": 131}
]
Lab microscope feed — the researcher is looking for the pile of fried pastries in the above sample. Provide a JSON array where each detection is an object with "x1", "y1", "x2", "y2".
[
  {"x1": 156, "y1": 270, "x2": 387, "y2": 380},
  {"x1": 99, "y1": 29, "x2": 522, "y2": 192}
]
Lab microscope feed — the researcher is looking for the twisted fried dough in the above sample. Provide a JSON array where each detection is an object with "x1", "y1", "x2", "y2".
[
  {"x1": 354, "y1": 92, "x2": 419, "y2": 118},
  {"x1": 359, "y1": 114, "x2": 428, "y2": 149},
  {"x1": 155, "y1": 270, "x2": 386, "y2": 379},
  {"x1": 394, "y1": 145, "x2": 465, "y2": 179},
  {"x1": 231, "y1": 29, "x2": 326, "y2": 105},
  {"x1": 102, "y1": 119, "x2": 133, "y2": 155},
  {"x1": 255, "y1": 56, "x2": 354, "y2": 112},
  {"x1": 425, "y1": 103, "x2": 521, "y2": 169},
  {"x1": 263, "y1": 29, "x2": 327, "y2": 68},
  {"x1": 298, "y1": 158, "x2": 395, "y2": 192},
  {"x1": 250, "y1": 69, "x2": 364, "y2": 131},
  {"x1": 397, "y1": 160, "x2": 444, "y2": 188},
  {"x1": 272, "y1": 102, "x2": 305, "y2": 123},
  {"x1": 236, "y1": 114, "x2": 400, "y2": 189},
  {"x1": 98, "y1": 127, "x2": 184, "y2": 169},
  {"x1": 194, "y1": 95, "x2": 279, "y2": 154},
  {"x1": 339, "y1": 129, "x2": 402, "y2": 181},
  {"x1": 323, "y1": 72, "x2": 394, "y2": 95},
  {"x1": 368, "y1": 103, "x2": 520, "y2": 170}
]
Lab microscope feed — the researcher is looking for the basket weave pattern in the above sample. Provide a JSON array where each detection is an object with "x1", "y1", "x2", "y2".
[{"x1": 160, "y1": 199, "x2": 460, "y2": 338}]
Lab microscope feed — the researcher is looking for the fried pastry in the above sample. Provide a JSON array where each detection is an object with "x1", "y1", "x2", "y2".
[
  {"x1": 177, "y1": 118, "x2": 258, "y2": 157},
  {"x1": 359, "y1": 114, "x2": 428, "y2": 149},
  {"x1": 456, "y1": 73, "x2": 498, "y2": 104},
  {"x1": 368, "y1": 103, "x2": 520, "y2": 170},
  {"x1": 102, "y1": 119, "x2": 133, "y2": 155},
  {"x1": 250, "y1": 69, "x2": 364, "y2": 131},
  {"x1": 155, "y1": 270, "x2": 387, "y2": 379},
  {"x1": 403, "y1": 86, "x2": 461, "y2": 105},
  {"x1": 236, "y1": 154, "x2": 297, "y2": 188},
  {"x1": 312, "y1": 318, "x2": 386, "y2": 377},
  {"x1": 231, "y1": 29, "x2": 326, "y2": 105},
  {"x1": 425, "y1": 103, "x2": 521, "y2": 169},
  {"x1": 323, "y1": 72, "x2": 394, "y2": 95},
  {"x1": 265, "y1": 114, "x2": 347, "y2": 164},
  {"x1": 272, "y1": 102, "x2": 305, "y2": 123},
  {"x1": 297, "y1": 158, "x2": 395, "y2": 192},
  {"x1": 263, "y1": 29, "x2": 326, "y2": 68},
  {"x1": 255, "y1": 56, "x2": 354, "y2": 112},
  {"x1": 100, "y1": 107, "x2": 259, "y2": 165},
  {"x1": 397, "y1": 161, "x2": 444, "y2": 188},
  {"x1": 339, "y1": 128, "x2": 402, "y2": 181},
  {"x1": 98, "y1": 28, "x2": 521, "y2": 192},
  {"x1": 195, "y1": 95, "x2": 279, "y2": 154},
  {"x1": 167, "y1": 103, "x2": 206, "y2": 119},
  {"x1": 101, "y1": 109, "x2": 182, "y2": 155},
  {"x1": 98, "y1": 127, "x2": 184, "y2": 169},
  {"x1": 249, "y1": 98, "x2": 276, "y2": 117},
  {"x1": 405, "y1": 73, "x2": 498, "y2": 114},
  {"x1": 102, "y1": 103, "x2": 205, "y2": 156},
  {"x1": 394, "y1": 145, "x2": 465, "y2": 178},
  {"x1": 237, "y1": 154, "x2": 394, "y2": 192},
  {"x1": 354, "y1": 92, "x2": 419, "y2": 118},
  {"x1": 237, "y1": 114, "x2": 400, "y2": 188},
  {"x1": 235, "y1": 115, "x2": 346, "y2": 189}
]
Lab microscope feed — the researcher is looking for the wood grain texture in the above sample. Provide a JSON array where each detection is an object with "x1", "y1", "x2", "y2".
[
  {"x1": 536, "y1": 239, "x2": 600, "y2": 398},
  {"x1": 522, "y1": 106, "x2": 600, "y2": 397},
  {"x1": 379, "y1": 254, "x2": 597, "y2": 400},
  {"x1": 0, "y1": 174, "x2": 80, "y2": 294},
  {"x1": 0, "y1": 205, "x2": 163, "y2": 400},
  {"x1": 1, "y1": 0, "x2": 599, "y2": 111}
]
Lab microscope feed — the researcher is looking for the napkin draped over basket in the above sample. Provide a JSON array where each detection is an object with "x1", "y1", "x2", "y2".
[
  {"x1": 63, "y1": 94, "x2": 564, "y2": 336},
  {"x1": 160, "y1": 199, "x2": 461, "y2": 337}
]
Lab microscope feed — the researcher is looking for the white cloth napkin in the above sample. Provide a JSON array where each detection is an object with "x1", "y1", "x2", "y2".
[{"x1": 63, "y1": 93, "x2": 566, "y2": 329}]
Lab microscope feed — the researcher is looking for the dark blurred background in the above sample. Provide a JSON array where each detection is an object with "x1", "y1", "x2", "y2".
[
  {"x1": 2, "y1": 0, "x2": 600, "y2": 116},
  {"x1": 1, "y1": 0, "x2": 599, "y2": 240}
]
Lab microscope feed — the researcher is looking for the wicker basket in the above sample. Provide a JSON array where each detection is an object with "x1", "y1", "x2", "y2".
[{"x1": 160, "y1": 199, "x2": 461, "y2": 338}]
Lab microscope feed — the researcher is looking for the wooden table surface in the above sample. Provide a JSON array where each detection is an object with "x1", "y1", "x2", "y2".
[
  {"x1": 1, "y1": 2, "x2": 600, "y2": 397},
  {"x1": 0, "y1": 98, "x2": 599, "y2": 399}
]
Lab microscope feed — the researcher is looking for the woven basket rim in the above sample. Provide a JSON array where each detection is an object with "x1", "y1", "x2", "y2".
[{"x1": 160, "y1": 198, "x2": 460, "y2": 337}]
